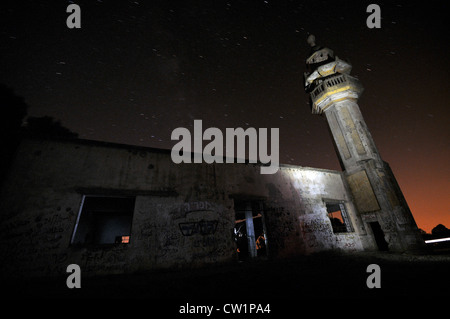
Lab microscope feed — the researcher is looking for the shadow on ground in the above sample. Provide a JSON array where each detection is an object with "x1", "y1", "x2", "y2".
[{"x1": 4, "y1": 251, "x2": 450, "y2": 299}]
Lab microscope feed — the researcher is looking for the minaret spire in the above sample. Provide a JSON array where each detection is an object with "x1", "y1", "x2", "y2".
[{"x1": 303, "y1": 39, "x2": 425, "y2": 252}]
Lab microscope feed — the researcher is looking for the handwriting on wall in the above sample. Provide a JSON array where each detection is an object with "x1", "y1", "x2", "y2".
[{"x1": 175, "y1": 201, "x2": 213, "y2": 214}]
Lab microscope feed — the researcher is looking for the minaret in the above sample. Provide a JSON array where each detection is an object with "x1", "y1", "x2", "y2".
[{"x1": 304, "y1": 35, "x2": 424, "y2": 252}]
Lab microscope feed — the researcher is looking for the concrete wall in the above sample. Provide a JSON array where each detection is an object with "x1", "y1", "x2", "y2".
[
  {"x1": 0, "y1": 138, "x2": 369, "y2": 278},
  {"x1": 324, "y1": 99, "x2": 425, "y2": 252}
]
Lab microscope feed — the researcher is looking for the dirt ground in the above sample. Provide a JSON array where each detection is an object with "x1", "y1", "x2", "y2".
[{"x1": 4, "y1": 251, "x2": 450, "y2": 301}]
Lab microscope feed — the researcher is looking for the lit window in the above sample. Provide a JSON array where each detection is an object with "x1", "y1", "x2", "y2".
[{"x1": 71, "y1": 196, "x2": 135, "y2": 245}]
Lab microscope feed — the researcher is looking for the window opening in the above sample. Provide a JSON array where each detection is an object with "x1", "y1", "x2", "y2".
[
  {"x1": 326, "y1": 202, "x2": 353, "y2": 233},
  {"x1": 71, "y1": 196, "x2": 135, "y2": 245}
]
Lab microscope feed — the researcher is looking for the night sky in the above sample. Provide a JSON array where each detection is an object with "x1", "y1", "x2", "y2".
[{"x1": 1, "y1": 1, "x2": 448, "y2": 232}]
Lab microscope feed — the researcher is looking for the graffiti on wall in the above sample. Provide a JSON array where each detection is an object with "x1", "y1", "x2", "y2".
[
  {"x1": 179, "y1": 220, "x2": 218, "y2": 236},
  {"x1": 132, "y1": 200, "x2": 234, "y2": 266},
  {"x1": 299, "y1": 213, "x2": 362, "y2": 252},
  {"x1": 171, "y1": 201, "x2": 214, "y2": 218}
]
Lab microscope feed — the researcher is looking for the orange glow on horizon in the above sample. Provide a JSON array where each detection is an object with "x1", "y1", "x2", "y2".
[{"x1": 391, "y1": 158, "x2": 449, "y2": 234}]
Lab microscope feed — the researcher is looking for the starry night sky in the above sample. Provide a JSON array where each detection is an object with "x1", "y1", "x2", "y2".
[{"x1": 1, "y1": 1, "x2": 449, "y2": 232}]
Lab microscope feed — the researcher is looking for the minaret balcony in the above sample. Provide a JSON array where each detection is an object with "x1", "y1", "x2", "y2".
[{"x1": 310, "y1": 73, "x2": 363, "y2": 114}]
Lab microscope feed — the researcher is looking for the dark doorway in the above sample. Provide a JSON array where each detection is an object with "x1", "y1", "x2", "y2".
[{"x1": 369, "y1": 221, "x2": 389, "y2": 251}]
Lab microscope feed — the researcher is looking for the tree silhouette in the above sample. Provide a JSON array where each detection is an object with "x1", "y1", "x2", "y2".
[
  {"x1": 431, "y1": 224, "x2": 450, "y2": 237},
  {"x1": 23, "y1": 116, "x2": 78, "y2": 139},
  {"x1": 0, "y1": 84, "x2": 28, "y2": 187},
  {"x1": 0, "y1": 84, "x2": 79, "y2": 190}
]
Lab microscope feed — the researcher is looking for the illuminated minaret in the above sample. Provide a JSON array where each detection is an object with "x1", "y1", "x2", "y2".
[{"x1": 304, "y1": 35, "x2": 424, "y2": 251}]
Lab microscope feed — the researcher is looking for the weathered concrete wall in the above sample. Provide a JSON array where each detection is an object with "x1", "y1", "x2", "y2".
[
  {"x1": 346, "y1": 160, "x2": 425, "y2": 252},
  {"x1": 323, "y1": 99, "x2": 425, "y2": 252},
  {"x1": 0, "y1": 137, "x2": 368, "y2": 278}
]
